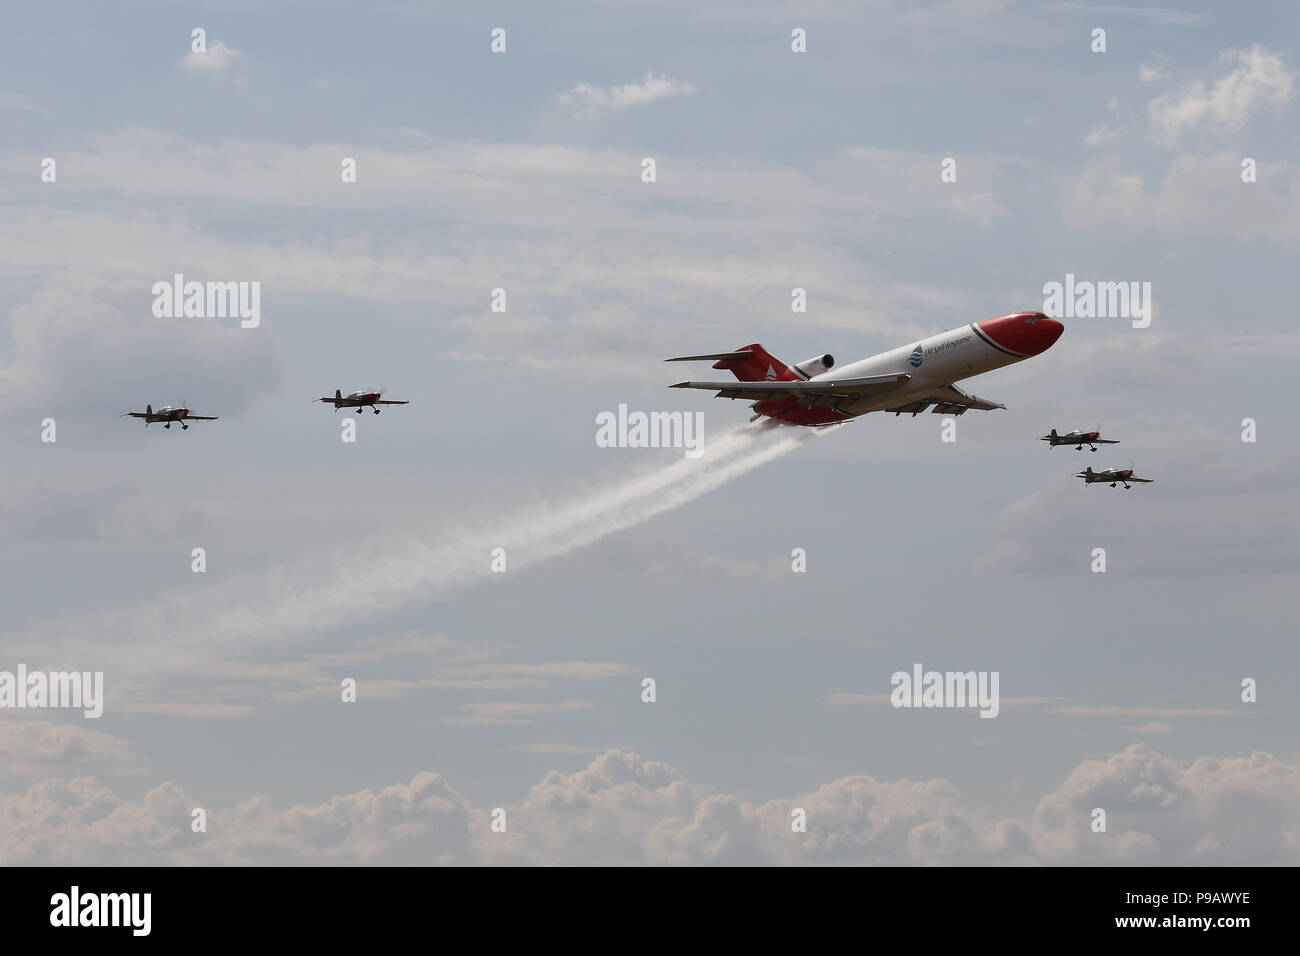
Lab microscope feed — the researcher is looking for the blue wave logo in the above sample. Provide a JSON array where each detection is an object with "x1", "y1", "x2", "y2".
[{"x1": 909, "y1": 345, "x2": 923, "y2": 367}]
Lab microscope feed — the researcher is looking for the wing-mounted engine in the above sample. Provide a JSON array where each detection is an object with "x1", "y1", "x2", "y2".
[{"x1": 793, "y1": 354, "x2": 834, "y2": 379}]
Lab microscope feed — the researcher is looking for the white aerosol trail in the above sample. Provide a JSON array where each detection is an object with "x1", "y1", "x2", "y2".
[{"x1": 17, "y1": 423, "x2": 812, "y2": 679}]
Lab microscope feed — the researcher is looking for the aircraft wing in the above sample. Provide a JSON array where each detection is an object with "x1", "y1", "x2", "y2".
[
  {"x1": 1129, "y1": 476, "x2": 1154, "y2": 482},
  {"x1": 122, "y1": 412, "x2": 148, "y2": 418},
  {"x1": 374, "y1": 400, "x2": 409, "y2": 405},
  {"x1": 187, "y1": 415, "x2": 219, "y2": 421},
  {"x1": 884, "y1": 383, "x2": 1006, "y2": 416},
  {"x1": 1095, "y1": 438, "x2": 1121, "y2": 444},
  {"x1": 669, "y1": 373, "x2": 909, "y2": 408}
]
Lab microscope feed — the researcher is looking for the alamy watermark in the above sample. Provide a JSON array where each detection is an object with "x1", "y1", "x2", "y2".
[
  {"x1": 151, "y1": 273, "x2": 261, "y2": 328},
  {"x1": 596, "y1": 405, "x2": 704, "y2": 458},
  {"x1": 890, "y1": 663, "x2": 999, "y2": 718},
  {"x1": 1042, "y1": 273, "x2": 1151, "y2": 328},
  {"x1": 0, "y1": 664, "x2": 103, "y2": 718}
]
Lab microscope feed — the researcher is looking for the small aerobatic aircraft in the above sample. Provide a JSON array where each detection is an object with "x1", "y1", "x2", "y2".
[
  {"x1": 1040, "y1": 427, "x2": 1120, "y2": 452},
  {"x1": 121, "y1": 404, "x2": 218, "y2": 430},
  {"x1": 316, "y1": 389, "x2": 410, "y2": 414},
  {"x1": 1075, "y1": 465, "x2": 1154, "y2": 489},
  {"x1": 666, "y1": 311, "x2": 1064, "y2": 426}
]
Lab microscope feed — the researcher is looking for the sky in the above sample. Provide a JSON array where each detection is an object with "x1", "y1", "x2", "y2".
[{"x1": 0, "y1": 0, "x2": 1297, "y2": 864}]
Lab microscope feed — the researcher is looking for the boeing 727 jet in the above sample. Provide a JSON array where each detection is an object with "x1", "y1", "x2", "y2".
[{"x1": 667, "y1": 311, "x2": 1064, "y2": 426}]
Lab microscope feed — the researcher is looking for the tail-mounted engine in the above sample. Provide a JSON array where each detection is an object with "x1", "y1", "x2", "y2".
[{"x1": 793, "y1": 354, "x2": 834, "y2": 378}]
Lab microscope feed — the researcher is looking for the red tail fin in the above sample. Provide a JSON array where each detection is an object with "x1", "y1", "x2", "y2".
[{"x1": 713, "y1": 344, "x2": 799, "y2": 382}]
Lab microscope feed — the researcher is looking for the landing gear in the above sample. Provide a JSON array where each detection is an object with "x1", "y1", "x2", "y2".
[
  {"x1": 1110, "y1": 482, "x2": 1116, "y2": 487},
  {"x1": 1076, "y1": 445, "x2": 1083, "y2": 451},
  {"x1": 373, "y1": 408, "x2": 381, "y2": 414},
  {"x1": 1090, "y1": 446, "x2": 1097, "y2": 452},
  {"x1": 164, "y1": 423, "x2": 171, "y2": 429},
  {"x1": 1123, "y1": 483, "x2": 1131, "y2": 489},
  {"x1": 182, "y1": 423, "x2": 189, "y2": 430}
]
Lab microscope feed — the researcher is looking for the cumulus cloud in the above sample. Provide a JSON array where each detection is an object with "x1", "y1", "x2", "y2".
[
  {"x1": 558, "y1": 72, "x2": 695, "y2": 115},
  {"x1": 980, "y1": 440, "x2": 1300, "y2": 577},
  {"x1": 182, "y1": 41, "x2": 243, "y2": 71},
  {"x1": 0, "y1": 278, "x2": 281, "y2": 423},
  {"x1": 6, "y1": 745, "x2": 1288, "y2": 865},
  {"x1": 1139, "y1": 63, "x2": 1170, "y2": 83},
  {"x1": 1147, "y1": 46, "x2": 1295, "y2": 147},
  {"x1": 1062, "y1": 152, "x2": 1300, "y2": 245},
  {"x1": 1030, "y1": 746, "x2": 1300, "y2": 864},
  {"x1": 0, "y1": 720, "x2": 141, "y2": 782},
  {"x1": 0, "y1": 777, "x2": 193, "y2": 865},
  {"x1": 0, "y1": 771, "x2": 470, "y2": 865}
]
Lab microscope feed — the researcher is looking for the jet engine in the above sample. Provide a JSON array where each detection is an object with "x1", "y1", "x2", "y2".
[{"x1": 793, "y1": 354, "x2": 834, "y2": 378}]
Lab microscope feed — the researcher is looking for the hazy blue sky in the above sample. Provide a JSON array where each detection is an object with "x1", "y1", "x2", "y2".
[{"x1": 1, "y1": 0, "x2": 1296, "y2": 864}]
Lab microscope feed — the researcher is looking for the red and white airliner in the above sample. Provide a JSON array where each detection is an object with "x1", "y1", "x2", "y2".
[{"x1": 667, "y1": 311, "x2": 1064, "y2": 426}]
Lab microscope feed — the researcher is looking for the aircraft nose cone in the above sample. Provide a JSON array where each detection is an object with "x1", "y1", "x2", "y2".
[
  {"x1": 1038, "y1": 317, "x2": 1065, "y2": 352},
  {"x1": 976, "y1": 311, "x2": 1064, "y2": 357}
]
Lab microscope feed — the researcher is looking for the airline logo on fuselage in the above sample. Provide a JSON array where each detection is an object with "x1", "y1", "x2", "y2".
[
  {"x1": 924, "y1": 333, "x2": 972, "y2": 358},
  {"x1": 909, "y1": 345, "x2": 923, "y2": 367}
]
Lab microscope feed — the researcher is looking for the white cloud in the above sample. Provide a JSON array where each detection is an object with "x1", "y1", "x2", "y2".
[
  {"x1": 1029, "y1": 745, "x2": 1300, "y2": 863},
  {"x1": 558, "y1": 72, "x2": 695, "y2": 114},
  {"x1": 1130, "y1": 722, "x2": 1174, "y2": 734},
  {"x1": 1054, "y1": 3, "x2": 1212, "y2": 25},
  {"x1": 182, "y1": 41, "x2": 243, "y2": 71},
  {"x1": 1139, "y1": 63, "x2": 1170, "y2": 83},
  {"x1": 1056, "y1": 707, "x2": 1244, "y2": 718},
  {"x1": 0, "y1": 721, "x2": 141, "y2": 781},
  {"x1": 980, "y1": 439, "x2": 1300, "y2": 578},
  {"x1": 0, "y1": 130, "x2": 986, "y2": 356},
  {"x1": 446, "y1": 700, "x2": 596, "y2": 726},
  {"x1": 1083, "y1": 123, "x2": 1120, "y2": 145},
  {"x1": 0, "y1": 278, "x2": 281, "y2": 423},
  {"x1": 5, "y1": 745, "x2": 1293, "y2": 865},
  {"x1": 1062, "y1": 152, "x2": 1300, "y2": 245},
  {"x1": 1147, "y1": 46, "x2": 1295, "y2": 146}
]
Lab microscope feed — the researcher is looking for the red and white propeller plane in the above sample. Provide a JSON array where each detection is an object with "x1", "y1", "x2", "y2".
[
  {"x1": 1075, "y1": 465, "x2": 1154, "y2": 489},
  {"x1": 667, "y1": 311, "x2": 1064, "y2": 426},
  {"x1": 1040, "y1": 427, "x2": 1120, "y2": 452},
  {"x1": 121, "y1": 404, "x2": 218, "y2": 430},
  {"x1": 317, "y1": 389, "x2": 410, "y2": 414}
]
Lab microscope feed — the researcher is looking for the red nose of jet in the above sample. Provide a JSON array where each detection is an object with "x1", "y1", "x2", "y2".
[{"x1": 976, "y1": 311, "x2": 1064, "y2": 357}]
